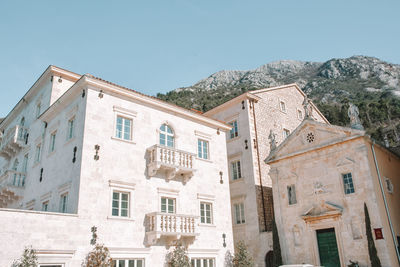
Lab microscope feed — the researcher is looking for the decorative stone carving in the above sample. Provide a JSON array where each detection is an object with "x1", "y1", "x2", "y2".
[
  {"x1": 348, "y1": 103, "x2": 364, "y2": 130},
  {"x1": 302, "y1": 97, "x2": 313, "y2": 120},
  {"x1": 312, "y1": 181, "x2": 329, "y2": 195}
]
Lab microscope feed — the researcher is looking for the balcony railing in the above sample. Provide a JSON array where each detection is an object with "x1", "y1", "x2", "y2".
[
  {"x1": 0, "y1": 170, "x2": 26, "y2": 208},
  {"x1": 145, "y1": 212, "x2": 199, "y2": 245},
  {"x1": 147, "y1": 145, "x2": 196, "y2": 183},
  {"x1": 0, "y1": 125, "x2": 28, "y2": 159}
]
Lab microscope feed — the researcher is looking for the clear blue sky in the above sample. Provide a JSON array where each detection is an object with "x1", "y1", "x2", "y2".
[{"x1": 1, "y1": 0, "x2": 399, "y2": 117}]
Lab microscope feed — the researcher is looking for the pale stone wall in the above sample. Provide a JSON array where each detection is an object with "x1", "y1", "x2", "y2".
[{"x1": 269, "y1": 133, "x2": 400, "y2": 267}]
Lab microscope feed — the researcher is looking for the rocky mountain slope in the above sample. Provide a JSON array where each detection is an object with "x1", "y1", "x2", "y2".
[{"x1": 157, "y1": 56, "x2": 400, "y2": 146}]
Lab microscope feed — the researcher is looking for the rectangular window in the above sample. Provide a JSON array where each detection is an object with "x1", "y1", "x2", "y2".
[
  {"x1": 59, "y1": 193, "x2": 68, "y2": 213},
  {"x1": 191, "y1": 258, "x2": 215, "y2": 267},
  {"x1": 112, "y1": 192, "x2": 129, "y2": 217},
  {"x1": 35, "y1": 144, "x2": 41, "y2": 163},
  {"x1": 115, "y1": 116, "x2": 132, "y2": 141},
  {"x1": 234, "y1": 203, "x2": 245, "y2": 224},
  {"x1": 67, "y1": 118, "x2": 75, "y2": 140},
  {"x1": 197, "y1": 139, "x2": 209, "y2": 160},
  {"x1": 49, "y1": 132, "x2": 57, "y2": 152},
  {"x1": 200, "y1": 202, "x2": 213, "y2": 224},
  {"x1": 229, "y1": 120, "x2": 239, "y2": 139},
  {"x1": 22, "y1": 154, "x2": 28, "y2": 172},
  {"x1": 343, "y1": 173, "x2": 355, "y2": 194},
  {"x1": 112, "y1": 259, "x2": 144, "y2": 267},
  {"x1": 283, "y1": 129, "x2": 290, "y2": 139},
  {"x1": 161, "y1": 197, "x2": 175, "y2": 214},
  {"x1": 231, "y1": 160, "x2": 242, "y2": 180},
  {"x1": 297, "y1": 109, "x2": 303, "y2": 120},
  {"x1": 42, "y1": 201, "x2": 49, "y2": 211},
  {"x1": 280, "y1": 101, "x2": 286, "y2": 112},
  {"x1": 287, "y1": 185, "x2": 297, "y2": 205}
]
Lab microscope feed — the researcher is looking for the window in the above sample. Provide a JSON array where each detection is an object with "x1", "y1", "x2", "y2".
[
  {"x1": 297, "y1": 109, "x2": 303, "y2": 120},
  {"x1": 200, "y1": 202, "x2": 213, "y2": 224},
  {"x1": 229, "y1": 120, "x2": 238, "y2": 139},
  {"x1": 283, "y1": 129, "x2": 290, "y2": 139},
  {"x1": 231, "y1": 160, "x2": 242, "y2": 180},
  {"x1": 287, "y1": 185, "x2": 297, "y2": 205},
  {"x1": 49, "y1": 132, "x2": 56, "y2": 153},
  {"x1": 159, "y1": 124, "x2": 174, "y2": 147},
  {"x1": 112, "y1": 259, "x2": 144, "y2": 267},
  {"x1": 191, "y1": 258, "x2": 215, "y2": 267},
  {"x1": 36, "y1": 102, "x2": 41, "y2": 118},
  {"x1": 279, "y1": 101, "x2": 286, "y2": 112},
  {"x1": 343, "y1": 173, "x2": 355, "y2": 194},
  {"x1": 234, "y1": 203, "x2": 245, "y2": 224},
  {"x1": 161, "y1": 197, "x2": 175, "y2": 213},
  {"x1": 115, "y1": 116, "x2": 132, "y2": 141},
  {"x1": 112, "y1": 192, "x2": 129, "y2": 217},
  {"x1": 42, "y1": 201, "x2": 49, "y2": 211},
  {"x1": 59, "y1": 193, "x2": 68, "y2": 213},
  {"x1": 35, "y1": 143, "x2": 41, "y2": 163},
  {"x1": 197, "y1": 139, "x2": 209, "y2": 160},
  {"x1": 67, "y1": 117, "x2": 75, "y2": 140}
]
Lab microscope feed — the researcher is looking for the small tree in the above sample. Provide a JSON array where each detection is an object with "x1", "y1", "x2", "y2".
[
  {"x1": 166, "y1": 243, "x2": 191, "y2": 267},
  {"x1": 82, "y1": 226, "x2": 112, "y2": 267},
  {"x1": 12, "y1": 246, "x2": 38, "y2": 267},
  {"x1": 233, "y1": 241, "x2": 254, "y2": 267},
  {"x1": 272, "y1": 217, "x2": 283, "y2": 267},
  {"x1": 364, "y1": 203, "x2": 382, "y2": 267}
]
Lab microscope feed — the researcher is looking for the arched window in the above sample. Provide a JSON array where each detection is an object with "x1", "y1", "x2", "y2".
[{"x1": 159, "y1": 124, "x2": 174, "y2": 147}]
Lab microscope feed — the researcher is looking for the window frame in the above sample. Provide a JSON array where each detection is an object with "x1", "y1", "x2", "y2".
[
  {"x1": 112, "y1": 191, "x2": 130, "y2": 217},
  {"x1": 160, "y1": 197, "x2": 176, "y2": 214},
  {"x1": 228, "y1": 120, "x2": 239, "y2": 139},
  {"x1": 42, "y1": 201, "x2": 49, "y2": 212},
  {"x1": 197, "y1": 139, "x2": 209, "y2": 160},
  {"x1": 297, "y1": 109, "x2": 303, "y2": 120},
  {"x1": 35, "y1": 143, "x2": 42, "y2": 163},
  {"x1": 283, "y1": 128, "x2": 290, "y2": 139},
  {"x1": 59, "y1": 193, "x2": 68, "y2": 213},
  {"x1": 67, "y1": 117, "x2": 75, "y2": 141},
  {"x1": 287, "y1": 184, "x2": 297, "y2": 205},
  {"x1": 49, "y1": 131, "x2": 57, "y2": 153},
  {"x1": 233, "y1": 202, "x2": 246, "y2": 225},
  {"x1": 115, "y1": 115, "x2": 133, "y2": 141},
  {"x1": 108, "y1": 180, "x2": 135, "y2": 220},
  {"x1": 112, "y1": 259, "x2": 145, "y2": 267},
  {"x1": 342, "y1": 172, "x2": 355, "y2": 195},
  {"x1": 231, "y1": 160, "x2": 242, "y2": 181},
  {"x1": 200, "y1": 202, "x2": 213, "y2": 224},
  {"x1": 159, "y1": 123, "x2": 175, "y2": 148},
  {"x1": 190, "y1": 258, "x2": 215, "y2": 267},
  {"x1": 279, "y1": 100, "x2": 286, "y2": 113}
]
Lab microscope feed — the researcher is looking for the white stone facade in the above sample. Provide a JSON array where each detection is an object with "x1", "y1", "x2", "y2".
[
  {"x1": 0, "y1": 66, "x2": 234, "y2": 266},
  {"x1": 204, "y1": 85, "x2": 328, "y2": 267}
]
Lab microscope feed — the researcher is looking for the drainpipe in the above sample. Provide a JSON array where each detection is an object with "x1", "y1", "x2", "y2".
[
  {"x1": 371, "y1": 140, "x2": 400, "y2": 263},
  {"x1": 250, "y1": 99, "x2": 268, "y2": 231}
]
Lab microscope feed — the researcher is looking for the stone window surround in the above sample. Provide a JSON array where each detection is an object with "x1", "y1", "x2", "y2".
[
  {"x1": 108, "y1": 180, "x2": 136, "y2": 221},
  {"x1": 58, "y1": 182, "x2": 71, "y2": 213},
  {"x1": 157, "y1": 187, "x2": 179, "y2": 214},
  {"x1": 197, "y1": 139, "x2": 210, "y2": 161},
  {"x1": 231, "y1": 194, "x2": 246, "y2": 225},
  {"x1": 197, "y1": 193, "x2": 215, "y2": 226},
  {"x1": 36, "y1": 249, "x2": 75, "y2": 267},
  {"x1": 40, "y1": 192, "x2": 52, "y2": 212},
  {"x1": 224, "y1": 113, "x2": 240, "y2": 142},
  {"x1": 111, "y1": 105, "x2": 137, "y2": 144},
  {"x1": 48, "y1": 130, "x2": 57, "y2": 155},
  {"x1": 297, "y1": 108, "x2": 303, "y2": 120},
  {"x1": 25, "y1": 199, "x2": 36, "y2": 210},
  {"x1": 279, "y1": 99, "x2": 287, "y2": 113}
]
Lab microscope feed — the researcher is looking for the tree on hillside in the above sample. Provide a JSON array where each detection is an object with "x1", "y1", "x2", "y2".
[
  {"x1": 272, "y1": 218, "x2": 283, "y2": 267},
  {"x1": 82, "y1": 226, "x2": 112, "y2": 267},
  {"x1": 233, "y1": 241, "x2": 254, "y2": 267},
  {"x1": 364, "y1": 203, "x2": 382, "y2": 267},
  {"x1": 12, "y1": 246, "x2": 38, "y2": 267}
]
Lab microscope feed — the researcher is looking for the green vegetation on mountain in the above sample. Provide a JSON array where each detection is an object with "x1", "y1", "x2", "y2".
[{"x1": 157, "y1": 56, "x2": 400, "y2": 146}]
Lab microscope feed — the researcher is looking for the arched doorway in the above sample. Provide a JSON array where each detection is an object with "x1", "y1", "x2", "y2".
[{"x1": 265, "y1": 250, "x2": 273, "y2": 267}]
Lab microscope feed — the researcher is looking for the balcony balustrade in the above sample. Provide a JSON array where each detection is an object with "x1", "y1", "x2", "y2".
[
  {"x1": 147, "y1": 145, "x2": 196, "y2": 183},
  {"x1": 0, "y1": 125, "x2": 28, "y2": 159},
  {"x1": 145, "y1": 212, "x2": 199, "y2": 245},
  {"x1": 0, "y1": 170, "x2": 26, "y2": 208}
]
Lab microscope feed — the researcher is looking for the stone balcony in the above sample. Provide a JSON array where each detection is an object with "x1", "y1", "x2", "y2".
[
  {"x1": 147, "y1": 145, "x2": 196, "y2": 183},
  {"x1": 0, "y1": 170, "x2": 26, "y2": 208},
  {"x1": 0, "y1": 125, "x2": 28, "y2": 159},
  {"x1": 145, "y1": 212, "x2": 199, "y2": 245}
]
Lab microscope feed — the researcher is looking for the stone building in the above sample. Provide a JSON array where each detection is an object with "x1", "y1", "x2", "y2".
[
  {"x1": 0, "y1": 66, "x2": 234, "y2": 266},
  {"x1": 204, "y1": 84, "x2": 328, "y2": 266},
  {"x1": 266, "y1": 115, "x2": 400, "y2": 266}
]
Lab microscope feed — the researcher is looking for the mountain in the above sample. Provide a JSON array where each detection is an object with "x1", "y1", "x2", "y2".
[{"x1": 157, "y1": 56, "x2": 400, "y2": 146}]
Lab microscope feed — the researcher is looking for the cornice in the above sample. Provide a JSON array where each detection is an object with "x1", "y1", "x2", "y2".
[{"x1": 203, "y1": 92, "x2": 261, "y2": 117}]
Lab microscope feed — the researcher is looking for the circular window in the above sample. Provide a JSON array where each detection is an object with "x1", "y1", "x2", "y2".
[{"x1": 306, "y1": 132, "x2": 315, "y2": 143}]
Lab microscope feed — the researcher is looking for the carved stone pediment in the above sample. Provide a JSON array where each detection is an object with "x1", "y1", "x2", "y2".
[{"x1": 301, "y1": 201, "x2": 343, "y2": 223}]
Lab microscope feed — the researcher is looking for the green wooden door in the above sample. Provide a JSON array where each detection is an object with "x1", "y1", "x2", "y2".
[{"x1": 316, "y1": 228, "x2": 340, "y2": 267}]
